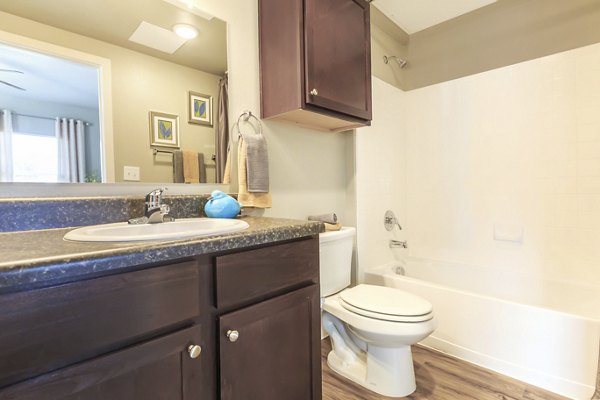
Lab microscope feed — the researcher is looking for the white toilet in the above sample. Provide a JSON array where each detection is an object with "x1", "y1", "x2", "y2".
[{"x1": 320, "y1": 227, "x2": 435, "y2": 398}]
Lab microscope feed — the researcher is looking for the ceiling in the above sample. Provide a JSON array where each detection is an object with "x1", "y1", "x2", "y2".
[
  {"x1": 0, "y1": 0, "x2": 227, "y2": 75},
  {"x1": 373, "y1": 0, "x2": 497, "y2": 34}
]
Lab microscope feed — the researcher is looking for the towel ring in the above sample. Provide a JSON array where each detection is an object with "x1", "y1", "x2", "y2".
[{"x1": 236, "y1": 110, "x2": 263, "y2": 138}]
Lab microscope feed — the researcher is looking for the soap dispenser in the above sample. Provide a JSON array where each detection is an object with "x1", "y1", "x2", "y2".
[{"x1": 204, "y1": 190, "x2": 241, "y2": 219}]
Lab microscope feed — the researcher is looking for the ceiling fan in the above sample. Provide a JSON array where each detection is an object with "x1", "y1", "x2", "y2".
[{"x1": 0, "y1": 69, "x2": 26, "y2": 91}]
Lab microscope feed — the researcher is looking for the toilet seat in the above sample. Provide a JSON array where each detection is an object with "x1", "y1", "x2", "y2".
[{"x1": 339, "y1": 284, "x2": 433, "y2": 323}]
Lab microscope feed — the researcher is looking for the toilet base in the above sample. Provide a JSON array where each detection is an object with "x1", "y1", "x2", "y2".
[{"x1": 327, "y1": 343, "x2": 417, "y2": 398}]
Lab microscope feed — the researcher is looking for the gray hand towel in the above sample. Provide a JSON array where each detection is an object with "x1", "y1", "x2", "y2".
[
  {"x1": 198, "y1": 153, "x2": 206, "y2": 183},
  {"x1": 243, "y1": 133, "x2": 269, "y2": 193},
  {"x1": 308, "y1": 213, "x2": 338, "y2": 224},
  {"x1": 173, "y1": 150, "x2": 184, "y2": 183}
]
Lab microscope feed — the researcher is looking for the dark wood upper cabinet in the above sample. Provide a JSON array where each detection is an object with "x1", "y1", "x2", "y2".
[
  {"x1": 304, "y1": 0, "x2": 371, "y2": 120},
  {"x1": 259, "y1": 0, "x2": 372, "y2": 132}
]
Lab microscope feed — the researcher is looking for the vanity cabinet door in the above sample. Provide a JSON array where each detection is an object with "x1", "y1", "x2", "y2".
[
  {"x1": 219, "y1": 285, "x2": 322, "y2": 400},
  {"x1": 0, "y1": 325, "x2": 203, "y2": 400},
  {"x1": 0, "y1": 260, "x2": 199, "y2": 388},
  {"x1": 304, "y1": 0, "x2": 372, "y2": 120}
]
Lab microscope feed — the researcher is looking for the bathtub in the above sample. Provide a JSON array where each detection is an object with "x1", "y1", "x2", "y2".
[{"x1": 364, "y1": 258, "x2": 600, "y2": 400}]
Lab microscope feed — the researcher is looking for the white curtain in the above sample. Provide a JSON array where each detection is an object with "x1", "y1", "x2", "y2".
[
  {"x1": 56, "y1": 117, "x2": 86, "y2": 183},
  {"x1": 0, "y1": 109, "x2": 14, "y2": 182}
]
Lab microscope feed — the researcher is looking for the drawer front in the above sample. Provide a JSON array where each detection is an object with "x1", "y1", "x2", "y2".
[
  {"x1": 0, "y1": 261, "x2": 200, "y2": 388},
  {"x1": 215, "y1": 238, "x2": 319, "y2": 309},
  {"x1": 0, "y1": 325, "x2": 203, "y2": 400}
]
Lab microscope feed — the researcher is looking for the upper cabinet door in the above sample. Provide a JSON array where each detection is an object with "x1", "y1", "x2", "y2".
[{"x1": 304, "y1": 0, "x2": 372, "y2": 120}]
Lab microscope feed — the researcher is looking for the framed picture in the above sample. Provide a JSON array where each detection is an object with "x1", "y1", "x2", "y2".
[
  {"x1": 149, "y1": 111, "x2": 179, "y2": 148},
  {"x1": 188, "y1": 91, "x2": 213, "y2": 126}
]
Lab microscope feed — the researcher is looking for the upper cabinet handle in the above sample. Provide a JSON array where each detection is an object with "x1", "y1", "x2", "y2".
[{"x1": 310, "y1": 88, "x2": 318, "y2": 96}]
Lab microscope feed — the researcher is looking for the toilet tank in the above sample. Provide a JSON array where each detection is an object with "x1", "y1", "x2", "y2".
[{"x1": 319, "y1": 227, "x2": 356, "y2": 297}]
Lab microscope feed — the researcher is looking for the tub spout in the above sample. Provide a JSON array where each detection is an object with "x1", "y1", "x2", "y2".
[{"x1": 390, "y1": 239, "x2": 408, "y2": 249}]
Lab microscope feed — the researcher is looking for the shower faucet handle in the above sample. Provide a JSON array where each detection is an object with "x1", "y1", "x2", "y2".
[{"x1": 384, "y1": 210, "x2": 402, "y2": 231}]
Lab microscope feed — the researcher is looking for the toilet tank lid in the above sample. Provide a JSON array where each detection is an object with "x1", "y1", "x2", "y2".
[{"x1": 319, "y1": 226, "x2": 356, "y2": 243}]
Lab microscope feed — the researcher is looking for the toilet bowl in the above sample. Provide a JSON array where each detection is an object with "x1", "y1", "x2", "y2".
[{"x1": 319, "y1": 227, "x2": 435, "y2": 397}]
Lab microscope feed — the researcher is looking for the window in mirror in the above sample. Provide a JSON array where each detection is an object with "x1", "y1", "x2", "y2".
[
  {"x1": 12, "y1": 132, "x2": 58, "y2": 183},
  {"x1": 0, "y1": 42, "x2": 101, "y2": 183}
]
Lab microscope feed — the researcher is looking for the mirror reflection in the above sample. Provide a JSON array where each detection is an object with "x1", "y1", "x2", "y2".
[{"x1": 0, "y1": 0, "x2": 228, "y2": 184}]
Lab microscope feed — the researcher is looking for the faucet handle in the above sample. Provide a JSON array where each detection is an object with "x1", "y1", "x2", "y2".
[
  {"x1": 145, "y1": 188, "x2": 166, "y2": 210},
  {"x1": 384, "y1": 210, "x2": 402, "y2": 231},
  {"x1": 130, "y1": 188, "x2": 173, "y2": 224}
]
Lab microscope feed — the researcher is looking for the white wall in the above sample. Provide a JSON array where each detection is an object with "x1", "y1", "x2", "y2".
[{"x1": 358, "y1": 42, "x2": 600, "y2": 288}]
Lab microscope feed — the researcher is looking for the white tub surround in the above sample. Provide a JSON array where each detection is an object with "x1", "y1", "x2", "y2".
[{"x1": 356, "y1": 38, "x2": 600, "y2": 400}]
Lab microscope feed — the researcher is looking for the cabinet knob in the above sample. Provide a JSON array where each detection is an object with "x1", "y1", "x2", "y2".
[
  {"x1": 310, "y1": 88, "x2": 318, "y2": 96},
  {"x1": 188, "y1": 344, "x2": 202, "y2": 359},
  {"x1": 227, "y1": 330, "x2": 240, "y2": 342}
]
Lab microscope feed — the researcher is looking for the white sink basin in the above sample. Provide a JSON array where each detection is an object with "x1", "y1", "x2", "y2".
[{"x1": 64, "y1": 218, "x2": 250, "y2": 242}]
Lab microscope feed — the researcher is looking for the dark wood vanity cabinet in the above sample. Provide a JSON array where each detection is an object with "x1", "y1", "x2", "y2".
[
  {"x1": 219, "y1": 285, "x2": 321, "y2": 400},
  {"x1": 259, "y1": 0, "x2": 372, "y2": 132},
  {"x1": 214, "y1": 238, "x2": 322, "y2": 400},
  {"x1": 1, "y1": 326, "x2": 203, "y2": 400},
  {"x1": 0, "y1": 261, "x2": 203, "y2": 400},
  {"x1": 0, "y1": 237, "x2": 321, "y2": 400}
]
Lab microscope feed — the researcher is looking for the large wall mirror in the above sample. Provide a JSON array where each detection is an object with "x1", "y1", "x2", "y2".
[{"x1": 0, "y1": 0, "x2": 228, "y2": 186}]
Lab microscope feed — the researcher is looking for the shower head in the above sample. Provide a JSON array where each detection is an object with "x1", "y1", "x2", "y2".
[{"x1": 383, "y1": 55, "x2": 407, "y2": 69}]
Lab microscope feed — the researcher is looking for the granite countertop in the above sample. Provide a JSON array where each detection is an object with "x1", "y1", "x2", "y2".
[{"x1": 0, "y1": 217, "x2": 323, "y2": 294}]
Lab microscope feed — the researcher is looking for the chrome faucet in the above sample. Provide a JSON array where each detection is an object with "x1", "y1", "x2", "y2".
[
  {"x1": 128, "y1": 188, "x2": 174, "y2": 224},
  {"x1": 385, "y1": 211, "x2": 406, "y2": 248}
]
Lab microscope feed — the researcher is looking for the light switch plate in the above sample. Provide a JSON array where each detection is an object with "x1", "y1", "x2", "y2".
[{"x1": 123, "y1": 166, "x2": 140, "y2": 181}]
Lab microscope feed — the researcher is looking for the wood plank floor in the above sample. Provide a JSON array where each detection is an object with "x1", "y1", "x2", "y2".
[{"x1": 321, "y1": 340, "x2": 570, "y2": 400}]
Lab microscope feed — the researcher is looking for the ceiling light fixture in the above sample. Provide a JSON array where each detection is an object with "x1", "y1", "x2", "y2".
[{"x1": 173, "y1": 24, "x2": 199, "y2": 40}]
